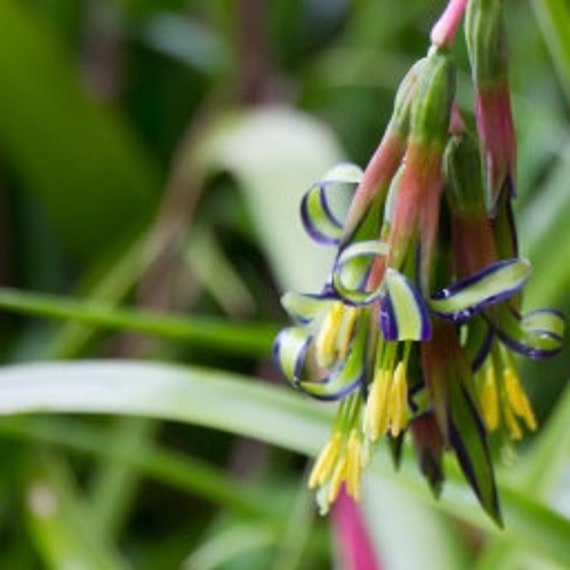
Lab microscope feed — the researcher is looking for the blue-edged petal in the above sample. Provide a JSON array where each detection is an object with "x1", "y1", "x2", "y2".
[
  {"x1": 300, "y1": 163, "x2": 363, "y2": 245},
  {"x1": 379, "y1": 268, "x2": 431, "y2": 341},
  {"x1": 273, "y1": 326, "x2": 312, "y2": 385},
  {"x1": 332, "y1": 240, "x2": 389, "y2": 305},
  {"x1": 281, "y1": 291, "x2": 334, "y2": 324},
  {"x1": 493, "y1": 305, "x2": 565, "y2": 359},
  {"x1": 430, "y1": 258, "x2": 532, "y2": 323},
  {"x1": 299, "y1": 315, "x2": 368, "y2": 400}
]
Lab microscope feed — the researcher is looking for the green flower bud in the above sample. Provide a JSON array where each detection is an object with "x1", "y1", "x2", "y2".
[
  {"x1": 390, "y1": 58, "x2": 428, "y2": 140},
  {"x1": 465, "y1": 0, "x2": 508, "y2": 84},
  {"x1": 410, "y1": 50, "x2": 456, "y2": 148}
]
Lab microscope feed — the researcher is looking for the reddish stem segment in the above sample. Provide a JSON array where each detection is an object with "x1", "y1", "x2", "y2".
[{"x1": 430, "y1": 0, "x2": 468, "y2": 47}]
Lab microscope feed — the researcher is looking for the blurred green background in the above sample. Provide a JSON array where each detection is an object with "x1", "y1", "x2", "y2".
[{"x1": 0, "y1": 0, "x2": 568, "y2": 568}]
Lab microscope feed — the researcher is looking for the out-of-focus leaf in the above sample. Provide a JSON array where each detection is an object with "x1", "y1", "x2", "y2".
[
  {"x1": 0, "y1": 288, "x2": 276, "y2": 357},
  {"x1": 197, "y1": 106, "x2": 345, "y2": 293},
  {"x1": 0, "y1": 416, "x2": 276, "y2": 522},
  {"x1": 24, "y1": 453, "x2": 129, "y2": 570},
  {"x1": 0, "y1": 1, "x2": 160, "y2": 258},
  {"x1": 0, "y1": 361, "x2": 568, "y2": 567},
  {"x1": 362, "y1": 478, "x2": 468, "y2": 570},
  {"x1": 520, "y1": 143, "x2": 570, "y2": 306},
  {"x1": 531, "y1": 0, "x2": 570, "y2": 102},
  {"x1": 141, "y1": 14, "x2": 228, "y2": 75}
]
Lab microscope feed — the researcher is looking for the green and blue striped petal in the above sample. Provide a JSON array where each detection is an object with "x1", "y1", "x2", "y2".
[
  {"x1": 379, "y1": 268, "x2": 431, "y2": 341},
  {"x1": 494, "y1": 305, "x2": 565, "y2": 359},
  {"x1": 299, "y1": 315, "x2": 368, "y2": 400},
  {"x1": 430, "y1": 258, "x2": 531, "y2": 322},
  {"x1": 281, "y1": 291, "x2": 333, "y2": 324},
  {"x1": 300, "y1": 163, "x2": 363, "y2": 245},
  {"x1": 273, "y1": 326, "x2": 312, "y2": 384},
  {"x1": 332, "y1": 240, "x2": 388, "y2": 305}
]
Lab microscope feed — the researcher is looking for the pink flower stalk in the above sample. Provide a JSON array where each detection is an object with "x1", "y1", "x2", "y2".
[
  {"x1": 332, "y1": 486, "x2": 381, "y2": 570},
  {"x1": 388, "y1": 142, "x2": 445, "y2": 271},
  {"x1": 430, "y1": 0, "x2": 468, "y2": 48},
  {"x1": 476, "y1": 82, "x2": 517, "y2": 212},
  {"x1": 343, "y1": 130, "x2": 406, "y2": 239}
]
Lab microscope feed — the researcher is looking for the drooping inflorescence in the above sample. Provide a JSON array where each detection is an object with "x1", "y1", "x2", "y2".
[{"x1": 273, "y1": 0, "x2": 564, "y2": 525}]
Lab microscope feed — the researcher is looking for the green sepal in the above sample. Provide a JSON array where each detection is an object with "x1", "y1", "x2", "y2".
[
  {"x1": 410, "y1": 50, "x2": 456, "y2": 147},
  {"x1": 422, "y1": 323, "x2": 502, "y2": 526},
  {"x1": 444, "y1": 133, "x2": 486, "y2": 214},
  {"x1": 465, "y1": 0, "x2": 508, "y2": 84}
]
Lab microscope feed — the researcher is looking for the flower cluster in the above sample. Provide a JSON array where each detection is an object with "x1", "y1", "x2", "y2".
[{"x1": 274, "y1": 0, "x2": 564, "y2": 524}]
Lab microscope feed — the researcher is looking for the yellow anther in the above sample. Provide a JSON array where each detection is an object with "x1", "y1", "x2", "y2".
[
  {"x1": 389, "y1": 361, "x2": 408, "y2": 437},
  {"x1": 480, "y1": 365, "x2": 499, "y2": 431},
  {"x1": 315, "y1": 302, "x2": 344, "y2": 368},
  {"x1": 503, "y1": 403, "x2": 523, "y2": 441},
  {"x1": 328, "y1": 453, "x2": 348, "y2": 504},
  {"x1": 336, "y1": 307, "x2": 359, "y2": 360},
  {"x1": 308, "y1": 432, "x2": 342, "y2": 489},
  {"x1": 346, "y1": 430, "x2": 362, "y2": 500},
  {"x1": 503, "y1": 367, "x2": 537, "y2": 432},
  {"x1": 363, "y1": 369, "x2": 391, "y2": 441}
]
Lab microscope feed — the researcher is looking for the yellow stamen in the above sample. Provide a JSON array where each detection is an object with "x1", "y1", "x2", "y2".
[
  {"x1": 308, "y1": 432, "x2": 342, "y2": 489},
  {"x1": 363, "y1": 369, "x2": 391, "y2": 441},
  {"x1": 315, "y1": 302, "x2": 344, "y2": 368},
  {"x1": 503, "y1": 403, "x2": 523, "y2": 441},
  {"x1": 503, "y1": 367, "x2": 537, "y2": 432},
  {"x1": 336, "y1": 307, "x2": 359, "y2": 361},
  {"x1": 389, "y1": 361, "x2": 408, "y2": 437},
  {"x1": 480, "y1": 365, "x2": 499, "y2": 431},
  {"x1": 346, "y1": 430, "x2": 362, "y2": 500},
  {"x1": 328, "y1": 453, "x2": 348, "y2": 504}
]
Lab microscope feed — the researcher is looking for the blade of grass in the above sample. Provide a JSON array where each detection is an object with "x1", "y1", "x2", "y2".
[{"x1": 0, "y1": 288, "x2": 277, "y2": 357}]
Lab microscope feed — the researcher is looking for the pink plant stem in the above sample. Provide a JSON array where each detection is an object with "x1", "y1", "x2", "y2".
[
  {"x1": 332, "y1": 486, "x2": 381, "y2": 570},
  {"x1": 430, "y1": 0, "x2": 468, "y2": 48}
]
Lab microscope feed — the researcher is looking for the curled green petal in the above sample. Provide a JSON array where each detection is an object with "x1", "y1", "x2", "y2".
[
  {"x1": 273, "y1": 326, "x2": 312, "y2": 384},
  {"x1": 300, "y1": 163, "x2": 363, "y2": 245},
  {"x1": 430, "y1": 258, "x2": 532, "y2": 322},
  {"x1": 281, "y1": 291, "x2": 332, "y2": 324},
  {"x1": 332, "y1": 241, "x2": 389, "y2": 305},
  {"x1": 380, "y1": 268, "x2": 432, "y2": 341},
  {"x1": 300, "y1": 315, "x2": 368, "y2": 400}
]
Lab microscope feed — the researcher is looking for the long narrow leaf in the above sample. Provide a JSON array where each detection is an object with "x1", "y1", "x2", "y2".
[{"x1": 0, "y1": 361, "x2": 568, "y2": 566}]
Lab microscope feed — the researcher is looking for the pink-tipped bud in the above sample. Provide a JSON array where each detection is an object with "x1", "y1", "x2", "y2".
[{"x1": 430, "y1": 0, "x2": 468, "y2": 48}]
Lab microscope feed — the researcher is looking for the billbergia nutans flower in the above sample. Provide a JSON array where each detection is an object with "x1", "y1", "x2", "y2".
[{"x1": 273, "y1": 0, "x2": 564, "y2": 526}]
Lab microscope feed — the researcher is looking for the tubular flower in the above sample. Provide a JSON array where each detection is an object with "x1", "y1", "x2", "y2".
[{"x1": 273, "y1": 0, "x2": 564, "y2": 525}]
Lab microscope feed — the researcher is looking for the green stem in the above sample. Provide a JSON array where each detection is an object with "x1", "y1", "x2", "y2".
[{"x1": 0, "y1": 288, "x2": 278, "y2": 357}]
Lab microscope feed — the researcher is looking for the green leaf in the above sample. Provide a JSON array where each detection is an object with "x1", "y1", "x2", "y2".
[
  {"x1": 0, "y1": 361, "x2": 568, "y2": 567},
  {"x1": 531, "y1": 0, "x2": 570, "y2": 103},
  {"x1": 0, "y1": 287, "x2": 276, "y2": 358},
  {"x1": 24, "y1": 453, "x2": 129, "y2": 570},
  {"x1": 197, "y1": 107, "x2": 346, "y2": 292},
  {"x1": 0, "y1": 1, "x2": 160, "y2": 258}
]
